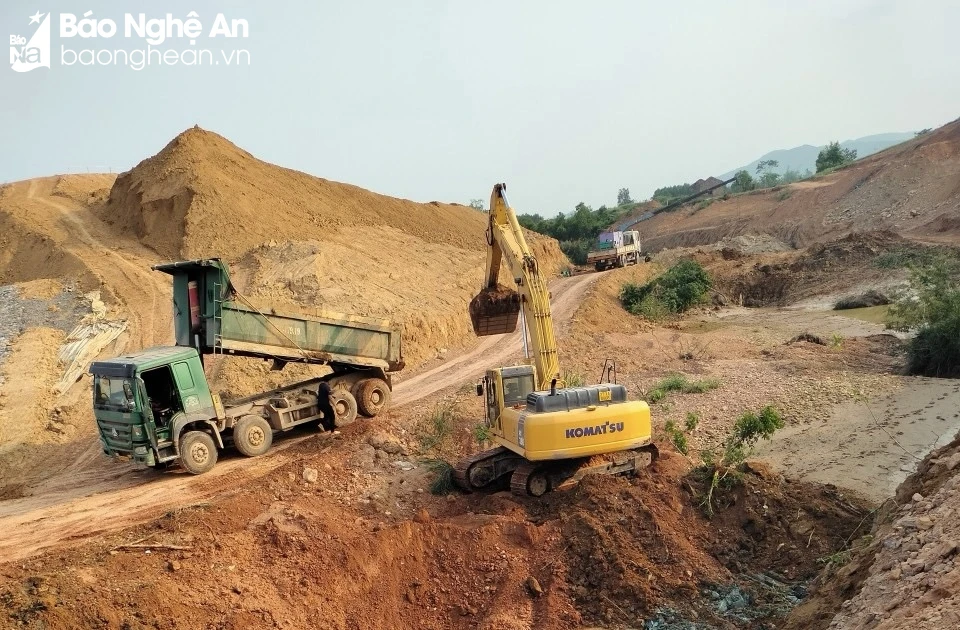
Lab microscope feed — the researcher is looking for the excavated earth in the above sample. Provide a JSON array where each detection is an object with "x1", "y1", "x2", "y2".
[
  {"x1": 634, "y1": 118, "x2": 960, "y2": 253},
  {"x1": 3, "y1": 118, "x2": 960, "y2": 628}
]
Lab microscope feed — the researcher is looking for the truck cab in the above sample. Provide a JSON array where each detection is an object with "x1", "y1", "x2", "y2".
[{"x1": 90, "y1": 346, "x2": 222, "y2": 470}]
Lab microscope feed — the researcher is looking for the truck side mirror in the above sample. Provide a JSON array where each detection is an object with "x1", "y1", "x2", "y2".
[{"x1": 476, "y1": 382, "x2": 483, "y2": 397}]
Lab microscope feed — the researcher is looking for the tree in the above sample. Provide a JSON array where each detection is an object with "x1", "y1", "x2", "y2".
[
  {"x1": 730, "y1": 170, "x2": 755, "y2": 193},
  {"x1": 653, "y1": 183, "x2": 694, "y2": 205},
  {"x1": 468, "y1": 199, "x2": 485, "y2": 211},
  {"x1": 816, "y1": 142, "x2": 858, "y2": 173},
  {"x1": 779, "y1": 168, "x2": 802, "y2": 184},
  {"x1": 617, "y1": 188, "x2": 633, "y2": 206},
  {"x1": 887, "y1": 256, "x2": 960, "y2": 376},
  {"x1": 755, "y1": 159, "x2": 779, "y2": 175},
  {"x1": 755, "y1": 160, "x2": 780, "y2": 188}
]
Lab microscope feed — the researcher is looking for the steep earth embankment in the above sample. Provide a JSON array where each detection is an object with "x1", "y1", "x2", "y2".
[
  {"x1": 99, "y1": 126, "x2": 567, "y2": 370},
  {"x1": 635, "y1": 118, "x2": 960, "y2": 252},
  {"x1": 0, "y1": 127, "x2": 567, "y2": 489}
]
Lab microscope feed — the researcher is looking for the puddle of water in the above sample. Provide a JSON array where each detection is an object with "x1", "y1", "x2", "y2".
[{"x1": 833, "y1": 304, "x2": 891, "y2": 325}]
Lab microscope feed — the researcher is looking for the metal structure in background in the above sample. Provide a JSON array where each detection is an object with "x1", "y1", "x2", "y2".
[{"x1": 615, "y1": 175, "x2": 737, "y2": 232}]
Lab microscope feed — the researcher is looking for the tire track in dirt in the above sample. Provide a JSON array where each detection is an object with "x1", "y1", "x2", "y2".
[
  {"x1": 0, "y1": 272, "x2": 600, "y2": 562},
  {"x1": 24, "y1": 178, "x2": 172, "y2": 349}
]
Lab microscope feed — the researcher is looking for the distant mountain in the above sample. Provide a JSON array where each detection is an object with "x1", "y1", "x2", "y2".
[{"x1": 720, "y1": 132, "x2": 916, "y2": 179}]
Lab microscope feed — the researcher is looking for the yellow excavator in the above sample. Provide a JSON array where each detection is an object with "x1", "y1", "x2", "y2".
[{"x1": 453, "y1": 183, "x2": 657, "y2": 496}]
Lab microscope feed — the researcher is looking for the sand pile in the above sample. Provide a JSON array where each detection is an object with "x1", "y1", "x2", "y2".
[
  {"x1": 99, "y1": 126, "x2": 567, "y2": 371},
  {"x1": 101, "y1": 126, "x2": 559, "y2": 263},
  {"x1": 633, "y1": 117, "x2": 960, "y2": 252}
]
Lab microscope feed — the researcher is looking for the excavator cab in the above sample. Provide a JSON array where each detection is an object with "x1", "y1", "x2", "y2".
[{"x1": 479, "y1": 365, "x2": 537, "y2": 431}]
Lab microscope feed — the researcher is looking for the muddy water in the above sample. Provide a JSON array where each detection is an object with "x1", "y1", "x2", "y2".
[
  {"x1": 756, "y1": 377, "x2": 960, "y2": 503},
  {"x1": 834, "y1": 304, "x2": 892, "y2": 324}
]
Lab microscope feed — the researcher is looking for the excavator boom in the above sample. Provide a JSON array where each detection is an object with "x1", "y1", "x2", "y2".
[
  {"x1": 455, "y1": 183, "x2": 655, "y2": 497},
  {"x1": 468, "y1": 184, "x2": 561, "y2": 390}
]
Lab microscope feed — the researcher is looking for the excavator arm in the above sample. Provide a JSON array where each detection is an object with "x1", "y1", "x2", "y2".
[{"x1": 469, "y1": 183, "x2": 561, "y2": 390}]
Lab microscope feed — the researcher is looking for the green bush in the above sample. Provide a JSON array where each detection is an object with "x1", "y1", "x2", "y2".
[
  {"x1": 422, "y1": 458, "x2": 455, "y2": 495},
  {"x1": 816, "y1": 142, "x2": 858, "y2": 172},
  {"x1": 888, "y1": 258, "x2": 960, "y2": 376},
  {"x1": 644, "y1": 373, "x2": 720, "y2": 403},
  {"x1": 697, "y1": 406, "x2": 784, "y2": 517},
  {"x1": 620, "y1": 259, "x2": 711, "y2": 319},
  {"x1": 418, "y1": 400, "x2": 458, "y2": 451}
]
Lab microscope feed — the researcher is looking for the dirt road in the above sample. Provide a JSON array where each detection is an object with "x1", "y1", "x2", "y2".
[
  {"x1": 392, "y1": 272, "x2": 598, "y2": 406},
  {"x1": 0, "y1": 272, "x2": 600, "y2": 562}
]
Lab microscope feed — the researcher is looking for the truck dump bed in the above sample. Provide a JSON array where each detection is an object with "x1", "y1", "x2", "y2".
[{"x1": 153, "y1": 259, "x2": 403, "y2": 372}]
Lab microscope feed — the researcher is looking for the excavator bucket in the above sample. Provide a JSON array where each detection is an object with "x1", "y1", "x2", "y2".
[{"x1": 469, "y1": 286, "x2": 521, "y2": 336}]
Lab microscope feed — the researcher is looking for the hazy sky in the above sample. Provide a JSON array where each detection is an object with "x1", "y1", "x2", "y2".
[{"x1": 2, "y1": 1, "x2": 958, "y2": 214}]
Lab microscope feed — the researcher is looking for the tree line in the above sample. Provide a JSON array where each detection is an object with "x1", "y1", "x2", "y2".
[{"x1": 467, "y1": 139, "x2": 860, "y2": 264}]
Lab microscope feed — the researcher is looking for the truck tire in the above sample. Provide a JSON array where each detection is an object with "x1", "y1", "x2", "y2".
[
  {"x1": 179, "y1": 430, "x2": 218, "y2": 474},
  {"x1": 330, "y1": 390, "x2": 358, "y2": 427},
  {"x1": 356, "y1": 378, "x2": 391, "y2": 417},
  {"x1": 234, "y1": 415, "x2": 273, "y2": 457}
]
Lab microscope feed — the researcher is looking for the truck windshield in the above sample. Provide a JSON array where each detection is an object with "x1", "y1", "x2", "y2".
[
  {"x1": 93, "y1": 375, "x2": 137, "y2": 411},
  {"x1": 502, "y1": 374, "x2": 535, "y2": 406}
]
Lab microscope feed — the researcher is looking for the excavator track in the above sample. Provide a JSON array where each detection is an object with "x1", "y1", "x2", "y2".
[
  {"x1": 510, "y1": 462, "x2": 550, "y2": 497},
  {"x1": 509, "y1": 444, "x2": 661, "y2": 497},
  {"x1": 453, "y1": 446, "x2": 525, "y2": 493}
]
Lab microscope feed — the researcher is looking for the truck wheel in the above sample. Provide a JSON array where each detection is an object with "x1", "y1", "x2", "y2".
[
  {"x1": 179, "y1": 430, "x2": 218, "y2": 474},
  {"x1": 330, "y1": 390, "x2": 358, "y2": 427},
  {"x1": 234, "y1": 415, "x2": 273, "y2": 457},
  {"x1": 357, "y1": 378, "x2": 391, "y2": 417}
]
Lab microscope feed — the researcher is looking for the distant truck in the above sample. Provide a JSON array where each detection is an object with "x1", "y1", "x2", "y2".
[
  {"x1": 586, "y1": 230, "x2": 642, "y2": 271},
  {"x1": 89, "y1": 258, "x2": 404, "y2": 474}
]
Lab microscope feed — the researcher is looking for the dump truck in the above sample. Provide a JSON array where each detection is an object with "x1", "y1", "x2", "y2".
[
  {"x1": 586, "y1": 230, "x2": 641, "y2": 271},
  {"x1": 89, "y1": 258, "x2": 404, "y2": 474}
]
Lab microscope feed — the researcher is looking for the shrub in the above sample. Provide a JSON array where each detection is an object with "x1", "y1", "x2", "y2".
[
  {"x1": 644, "y1": 373, "x2": 720, "y2": 403},
  {"x1": 422, "y1": 458, "x2": 455, "y2": 495},
  {"x1": 664, "y1": 419, "x2": 689, "y2": 454},
  {"x1": 888, "y1": 257, "x2": 960, "y2": 377},
  {"x1": 816, "y1": 142, "x2": 857, "y2": 172},
  {"x1": 419, "y1": 400, "x2": 459, "y2": 451},
  {"x1": 563, "y1": 371, "x2": 586, "y2": 387},
  {"x1": 697, "y1": 406, "x2": 784, "y2": 516},
  {"x1": 620, "y1": 259, "x2": 711, "y2": 319},
  {"x1": 472, "y1": 422, "x2": 492, "y2": 445}
]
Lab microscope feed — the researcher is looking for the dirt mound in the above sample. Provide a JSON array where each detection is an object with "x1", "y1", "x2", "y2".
[
  {"x1": 703, "y1": 231, "x2": 918, "y2": 307},
  {"x1": 96, "y1": 126, "x2": 567, "y2": 370},
  {"x1": 0, "y1": 437, "x2": 876, "y2": 630},
  {"x1": 102, "y1": 126, "x2": 535, "y2": 262},
  {"x1": 555, "y1": 461, "x2": 726, "y2": 624},
  {"x1": 634, "y1": 118, "x2": 960, "y2": 252}
]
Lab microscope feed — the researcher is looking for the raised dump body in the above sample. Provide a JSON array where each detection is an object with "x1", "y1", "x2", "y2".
[{"x1": 152, "y1": 258, "x2": 402, "y2": 417}]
